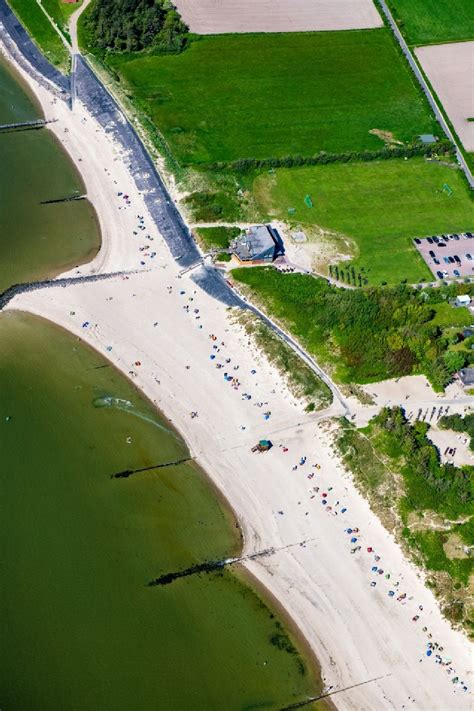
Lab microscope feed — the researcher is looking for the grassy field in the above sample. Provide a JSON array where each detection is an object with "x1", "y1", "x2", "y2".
[
  {"x1": 42, "y1": 0, "x2": 81, "y2": 33},
  {"x1": 387, "y1": 0, "x2": 474, "y2": 45},
  {"x1": 7, "y1": 0, "x2": 70, "y2": 70},
  {"x1": 253, "y1": 158, "x2": 474, "y2": 284},
  {"x1": 108, "y1": 30, "x2": 437, "y2": 165}
]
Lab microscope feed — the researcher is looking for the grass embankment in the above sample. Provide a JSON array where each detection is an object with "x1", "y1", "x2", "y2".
[
  {"x1": 107, "y1": 29, "x2": 437, "y2": 166},
  {"x1": 194, "y1": 226, "x2": 241, "y2": 251},
  {"x1": 232, "y1": 268, "x2": 474, "y2": 390},
  {"x1": 337, "y1": 407, "x2": 473, "y2": 631},
  {"x1": 386, "y1": 0, "x2": 474, "y2": 45},
  {"x1": 43, "y1": 0, "x2": 80, "y2": 30},
  {"x1": 253, "y1": 158, "x2": 474, "y2": 285},
  {"x1": 236, "y1": 311, "x2": 332, "y2": 411},
  {"x1": 7, "y1": 0, "x2": 70, "y2": 70}
]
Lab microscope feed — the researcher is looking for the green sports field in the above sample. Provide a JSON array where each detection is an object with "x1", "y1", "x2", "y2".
[
  {"x1": 387, "y1": 0, "x2": 474, "y2": 45},
  {"x1": 253, "y1": 158, "x2": 474, "y2": 284},
  {"x1": 7, "y1": 0, "x2": 70, "y2": 69},
  {"x1": 109, "y1": 30, "x2": 437, "y2": 165}
]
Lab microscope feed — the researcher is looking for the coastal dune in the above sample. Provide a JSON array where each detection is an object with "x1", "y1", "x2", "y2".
[{"x1": 2, "y1": 37, "x2": 472, "y2": 711}]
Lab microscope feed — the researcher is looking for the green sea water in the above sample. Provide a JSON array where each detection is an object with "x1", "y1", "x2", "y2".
[
  {"x1": 0, "y1": 312, "x2": 320, "y2": 710},
  {"x1": 0, "y1": 55, "x2": 322, "y2": 710},
  {"x1": 0, "y1": 57, "x2": 99, "y2": 292}
]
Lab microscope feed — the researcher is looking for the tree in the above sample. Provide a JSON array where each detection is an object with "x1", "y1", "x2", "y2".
[{"x1": 443, "y1": 350, "x2": 465, "y2": 374}]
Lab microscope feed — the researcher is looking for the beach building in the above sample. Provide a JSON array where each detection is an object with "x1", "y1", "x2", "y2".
[
  {"x1": 458, "y1": 367, "x2": 474, "y2": 388},
  {"x1": 230, "y1": 224, "x2": 284, "y2": 264},
  {"x1": 419, "y1": 134, "x2": 438, "y2": 144}
]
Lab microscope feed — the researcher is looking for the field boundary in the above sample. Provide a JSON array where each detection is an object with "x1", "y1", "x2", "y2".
[
  {"x1": 377, "y1": 0, "x2": 474, "y2": 188},
  {"x1": 206, "y1": 141, "x2": 454, "y2": 172}
]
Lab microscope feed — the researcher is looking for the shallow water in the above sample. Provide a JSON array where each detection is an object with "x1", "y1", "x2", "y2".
[
  {"x1": 0, "y1": 57, "x2": 100, "y2": 292},
  {"x1": 0, "y1": 312, "x2": 319, "y2": 709}
]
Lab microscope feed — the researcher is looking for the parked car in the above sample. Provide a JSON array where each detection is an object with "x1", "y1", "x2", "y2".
[
  {"x1": 427, "y1": 237, "x2": 433, "y2": 244},
  {"x1": 414, "y1": 238, "x2": 421, "y2": 244},
  {"x1": 467, "y1": 254, "x2": 472, "y2": 261},
  {"x1": 453, "y1": 234, "x2": 460, "y2": 240},
  {"x1": 443, "y1": 257, "x2": 450, "y2": 264},
  {"x1": 436, "y1": 271, "x2": 443, "y2": 279},
  {"x1": 438, "y1": 242, "x2": 446, "y2": 247},
  {"x1": 466, "y1": 232, "x2": 473, "y2": 238},
  {"x1": 433, "y1": 258, "x2": 440, "y2": 264},
  {"x1": 432, "y1": 236, "x2": 439, "y2": 243},
  {"x1": 429, "y1": 250, "x2": 435, "y2": 258},
  {"x1": 448, "y1": 256, "x2": 455, "y2": 263},
  {"x1": 454, "y1": 269, "x2": 461, "y2": 277},
  {"x1": 454, "y1": 255, "x2": 461, "y2": 263}
]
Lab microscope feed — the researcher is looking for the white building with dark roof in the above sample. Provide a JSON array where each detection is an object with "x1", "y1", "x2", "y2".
[{"x1": 231, "y1": 224, "x2": 284, "y2": 264}]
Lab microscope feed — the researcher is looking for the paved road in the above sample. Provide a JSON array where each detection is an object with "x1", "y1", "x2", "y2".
[{"x1": 378, "y1": 0, "x2": 474, "y2": 189}]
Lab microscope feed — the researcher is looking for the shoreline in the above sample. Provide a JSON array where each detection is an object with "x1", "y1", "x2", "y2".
[
  {"x1": 2, "y1": 34, "x2": 473, "y2": 711},
  {"x1": 6, "y1": 304, "x2": 328, "y2": 703}
]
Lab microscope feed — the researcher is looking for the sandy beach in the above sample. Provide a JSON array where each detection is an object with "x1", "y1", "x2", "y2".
[{"x1": 2, "y1": 39, "x2": 473, "y2": 711}]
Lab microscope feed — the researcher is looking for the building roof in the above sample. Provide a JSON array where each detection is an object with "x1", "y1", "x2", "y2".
[
  {"x1": 456, "y1": 294, "x2": 471, "y2": 305},
  {"x1": 231, "y1": 225, "x2": 276, "y2": 261},
  {"x1": 419, "y1": 134, "x2": 437, "y2": 144},
  {"x1": 459, "y1": 367, "x2": 474, "y2": 386}
]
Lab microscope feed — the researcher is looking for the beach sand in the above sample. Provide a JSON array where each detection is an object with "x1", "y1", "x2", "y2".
[{"x1": 2, "y1": 41, "x2": 473, "y2": 711}]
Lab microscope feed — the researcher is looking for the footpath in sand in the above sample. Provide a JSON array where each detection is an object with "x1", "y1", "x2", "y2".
[{"x1": 2, "y1": 37, "x2": 473, "y2": 711}]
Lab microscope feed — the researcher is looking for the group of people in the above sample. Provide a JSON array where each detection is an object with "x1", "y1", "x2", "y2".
[
  {"x1": 152, "y1": 280, "x2": 470, "y2": 700},
  {"x1": 287, "y1": 453, "x2": 470, "y2": 696}
]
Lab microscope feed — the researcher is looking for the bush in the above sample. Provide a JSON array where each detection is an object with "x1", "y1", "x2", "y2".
[
  {"x1": 232, "y1": 268, "x2": 473, "y2": 390},
  {"x1": 207, "y1": 140, "x2": 454, "y2": 173}
]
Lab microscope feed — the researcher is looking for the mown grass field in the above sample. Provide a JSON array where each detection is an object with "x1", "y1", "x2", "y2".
[
  {"x1": 387, "y1": 0, "x2": 474, "y2": 45},
  {"x1": 8, "y1": 0, "x2": 70, "y2": 69},
  {"x1": 42, "y1": 0, "x2": 81, "y2": 33},
  {"x1": 253, "y1": 158, "x2": 474, "y2": 284},
  {"x1": 109, "y1": 30, "x2": 437, "y2": 165}
]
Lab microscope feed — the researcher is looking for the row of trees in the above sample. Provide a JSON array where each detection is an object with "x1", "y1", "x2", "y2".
[
  {"x1": 84, "y1": 0, "x2": 188, "y2": 54},
  {"x1": 206, "y1": 140, "x2": 454, "y2": 172},
  {"x1": 329, "y1": 264, "x2": 369, "y2": 287}
]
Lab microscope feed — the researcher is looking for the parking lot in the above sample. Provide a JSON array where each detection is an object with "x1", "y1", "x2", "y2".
[{"x1": 414, "y1": 231, "x2": 474, "y2": 280}]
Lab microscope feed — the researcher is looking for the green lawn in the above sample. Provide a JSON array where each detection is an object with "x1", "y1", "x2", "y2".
[
  {"x1": 431, "y1": 303, "x2": 472, "y2": 328},
  {"x1": 387, "y1": 0, "x2": 474, "y2": 45},
  {"x1": 253, "y1": 158, "x2": 474, "y2": 284},
  {"x1": 108, "y1": 30, "x2": 437, "y2": 165},
  {"x1": 7, "y1": 0, "x2": 70, "y2": 70},
  {"x1": 42, "y1": 0, "x2": 81, "y2": 33}
]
